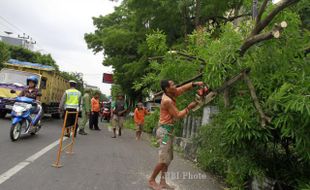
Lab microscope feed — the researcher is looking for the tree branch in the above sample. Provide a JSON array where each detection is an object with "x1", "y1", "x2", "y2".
[
  {"x1": 256, "y1": 0, "x2": 269, "y2": 24},
  {"x1": 304, "y1": 47, "x2": 310, "y2": 55},
  {"x1": 153, "y1": 68, "x2": 249, "y2": 100},
  {"x1": 152, "y1": 73, "x2": 203, "y2": 98},
  {"x1": 244, "y1": 73, "x2": 271, "y2": 127},
  {"x1": 176, "y1": 51, "x2": 207, "y2": 64},
  {"x1": 252, "y1": 0, "x2": 299, "y2": 35},
  {"x1": 148, "y1": 56, "x2": 165, "y2": 61},
  {"x1": 150, "y1": 51, "x2": 207, "y2": 64},
  {"x1": 211, "y1": 13, "x2": 251, "y2": 22},
  {"x1": 240, "y1": 21, "x2": 287, "y2": 56},
  {"x1": 240, "y1": 31, "x2": 274, "y2": 56},
  {"x1": 215, "y1": 68, "x2": 250, "y2": 93},
  {"x1": 192, "y1": 69, "x2": 250, "y2": 111}
]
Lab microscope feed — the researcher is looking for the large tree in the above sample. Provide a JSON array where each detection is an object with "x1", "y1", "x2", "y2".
[
  {"x1": 85, "y1": 0, "x2": 250, "y2": 101},
  {"x1": 89, "y1": 0, "x2": 310, "y2": 189},
  {"x1": 144, "y1": 1, "x2": 309, "y2": 188}
]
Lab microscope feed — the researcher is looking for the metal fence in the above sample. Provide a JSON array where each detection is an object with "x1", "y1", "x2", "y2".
[{"x1": 181, "y1": 106, "x2": 219, "y2": 139}]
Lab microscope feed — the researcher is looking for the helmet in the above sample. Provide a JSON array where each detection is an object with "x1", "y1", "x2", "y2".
[
  {"x1": 69, "y1": 80, "x2": 77, "y2": 84},
  {"x1": 69, "y1": 80, "x2": 77, "y2": 87},
  {"x1": 26, "y1": 76, "x2": 38, "y2": 86}
]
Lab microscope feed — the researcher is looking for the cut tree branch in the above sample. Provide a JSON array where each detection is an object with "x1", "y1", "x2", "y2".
[
  {"x1": 215, "y1": 68, "x2": 250, "y2": 93},
  {"x1": 193, "y1": 69, "x2": 250, "y2": 111},
  {"x1": 244, "y1": 73, "x2": 271, "y2": 127},
  {"x1": 252, "y1": 0, "x2": 300, "y2": 35},
  {"x1": 240, "y1": 21, "x2": 287, "y2": 56}
]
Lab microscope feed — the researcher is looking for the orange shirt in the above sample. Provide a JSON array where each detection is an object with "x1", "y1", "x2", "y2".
[
  {"x1": 134, "y1": 108, "x2": 149, "y2": 124},
  {"x1": 91, "y1": 98, "x2": 100, "y2": 112},
  {"x1": 159, "y1": 83, "x2": 193, "y2": 125}
]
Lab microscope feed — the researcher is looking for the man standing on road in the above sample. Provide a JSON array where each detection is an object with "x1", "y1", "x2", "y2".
[
  {"x1": 89, "y1": 91, "x2": 101, "y2": 131},
  {"x1": 79, "y1": 88, "x2": 91, "y2": 135},
  {"x1": 134, "y1": 102, "x2": 149, "y2": 140},
  {"x1": 59, "y1": 80, "x2": 81, "y2": 137},
  {"x1": 148, "y1": 80, "x2": 203, "y2": 190},
  {"x1": 111, "y1": 93, "x2": 128, "y2": 138}
]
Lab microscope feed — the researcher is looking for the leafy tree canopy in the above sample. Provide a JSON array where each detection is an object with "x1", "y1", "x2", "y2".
[
  {"x1": 86, "y1": 0, "x2": 310, "y2": 188},
  {"x1": 85, "y1": 0, "x2": 250, "y2": 100}
]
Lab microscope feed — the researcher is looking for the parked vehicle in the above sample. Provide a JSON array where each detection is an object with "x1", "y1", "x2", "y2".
[
  {"x1": 100, "y1": 101, "x2": 111, "y2": 122},
  {"x1": 10, "y1": 96, "x2": 42, "y2": 141},
  {"x1": 0, "y1": 59, "x2": 69, "y2": 118}
]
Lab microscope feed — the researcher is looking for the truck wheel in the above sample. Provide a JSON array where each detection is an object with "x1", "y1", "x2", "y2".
[
  {"x1": 51, "y1": 113, "x2": 60, "y2": 119},
  {"x1": 0, "y1": 111, "x2": 7, "y2": 118},
  {"x1": 10, "y1": 122, "x2": 23, "y2": 141}
]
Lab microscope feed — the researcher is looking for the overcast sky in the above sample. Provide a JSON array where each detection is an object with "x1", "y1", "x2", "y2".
[{"x1": 0, "y1": 0, "x2": 121, "y2": 96}]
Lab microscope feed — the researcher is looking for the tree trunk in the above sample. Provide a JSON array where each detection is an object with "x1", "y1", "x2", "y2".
[
  {"x1": 182, "y1": 2, "x2": 188, "y2": 38},
  {"x1": 252, "y1": 0, "x2": 258, "y2": 20},
  {"x1": 224, "y1": 88, "x2": 230, "y2": 107},
  {"x1": 195, "y1": 0, "x2": 201, "y2": 29}
]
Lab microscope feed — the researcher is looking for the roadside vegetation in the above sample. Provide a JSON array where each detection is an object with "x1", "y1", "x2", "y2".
[{"x1": 86, "y1": 0, "x2": 310, "y2": 188}]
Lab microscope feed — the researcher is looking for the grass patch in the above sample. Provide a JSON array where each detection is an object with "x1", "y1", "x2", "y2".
[{"x1": 124, "y1": 118, "x2": 136, "y2": 130}]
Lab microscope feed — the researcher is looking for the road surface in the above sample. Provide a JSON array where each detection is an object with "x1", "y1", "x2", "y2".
[{"x1": 0, "y1": 117, "x2": 223, "y2": 190}]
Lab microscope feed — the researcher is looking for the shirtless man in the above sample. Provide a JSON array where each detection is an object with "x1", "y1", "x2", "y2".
[{"x1": 148, "y1": 80, "x2": 203, "y2": 190}]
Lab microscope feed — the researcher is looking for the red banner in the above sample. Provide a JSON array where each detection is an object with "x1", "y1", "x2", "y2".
[{"x1": 103, "y1": 73, "x2": 113, "y2": 84}]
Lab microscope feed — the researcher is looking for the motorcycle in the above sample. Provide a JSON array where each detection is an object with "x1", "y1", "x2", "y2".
[
  {"x1": 10, "y1": 96, "x2": 42, "y2": 141},
  {"x1": 100, "y1": 101, "x2": 111, "y2": 122}
]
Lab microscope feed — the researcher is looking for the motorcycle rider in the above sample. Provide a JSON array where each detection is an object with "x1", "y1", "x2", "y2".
[{"x1": 18, "y1": 76, "x2": 43, "y2": 127}]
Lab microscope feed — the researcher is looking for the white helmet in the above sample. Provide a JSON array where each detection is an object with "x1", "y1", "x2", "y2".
[{"x1": 69, "y1": 80, "x2": 77, "y2": 84}]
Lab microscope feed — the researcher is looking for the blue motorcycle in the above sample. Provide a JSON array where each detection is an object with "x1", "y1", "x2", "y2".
[{"x1": 10, "y1": 96, "x2": 42, "y2": 141}]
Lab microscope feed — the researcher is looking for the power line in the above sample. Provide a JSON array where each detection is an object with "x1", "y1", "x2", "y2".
[
  {"x1": 0, "y1": 15, "x2": 44, "y2": 51},
  {"x1": 0, "y1": 20, "x2": 17, "y2": 34},
  {"x1": 0, "y1": 15, "x2": 24, "y2": 33}
]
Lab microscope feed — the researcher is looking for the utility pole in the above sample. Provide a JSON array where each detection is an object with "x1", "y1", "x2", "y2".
[
  {"x1": 18, "y1": 33, "x2": 36, "y2": 49},
  {"x1": 18, "y1": 33, "x2": 29, "y2": 48}
]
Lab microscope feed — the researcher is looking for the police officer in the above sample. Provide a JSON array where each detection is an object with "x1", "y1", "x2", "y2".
[{"x1": 59, "y1": 80, "x2": 82, "y2": 137}]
